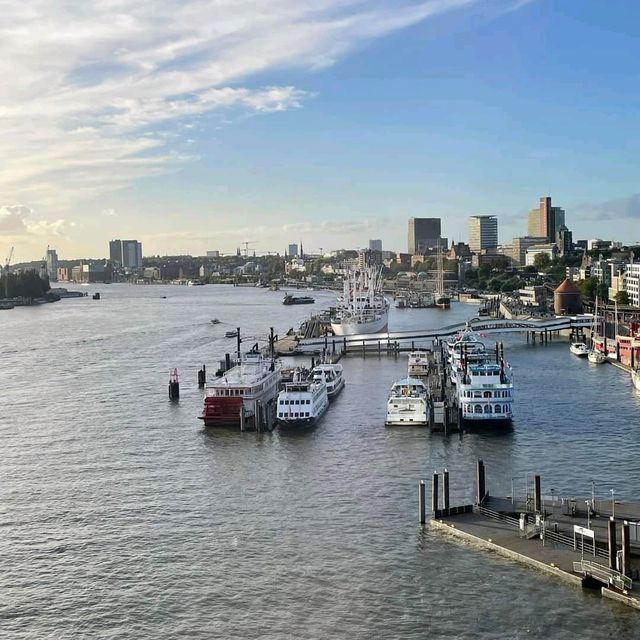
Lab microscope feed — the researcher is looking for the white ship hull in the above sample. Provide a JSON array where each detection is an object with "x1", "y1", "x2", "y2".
[
  {"x1": 331, "y1": 309, "x2": 389, "y2": 336},
  {"x1": 632, "y1": 369, "x2": 640, "y2": 391}
]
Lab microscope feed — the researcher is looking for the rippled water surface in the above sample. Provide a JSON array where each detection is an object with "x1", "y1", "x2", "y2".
[{"x1": 2, "y1": 285, "x2": 640, "y2": 639}]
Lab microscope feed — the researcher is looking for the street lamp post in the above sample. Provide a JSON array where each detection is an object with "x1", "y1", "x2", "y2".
[
  {"x1": 610, "y1": 489, "x2": 616, "y2": 520},
  {"x1": 585, "y1": 501, "x2": 591, "y2": 529}
]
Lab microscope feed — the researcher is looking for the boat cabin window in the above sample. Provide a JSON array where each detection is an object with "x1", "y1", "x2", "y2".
[
  {"x1": 483, "y1": 391, "x2": 491, "y2": 398},
  {"x1": 494, "y1": 405, "x2": 502, "y2": 413},
  {"x1": 484, "y1": 405, "x2": 492, "y2": 413},
  {"x1": 474, "y1": 405, "x2": 482, "y2": 413}
]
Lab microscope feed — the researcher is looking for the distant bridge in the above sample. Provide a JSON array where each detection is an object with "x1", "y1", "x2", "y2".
[{"x1": 297, "y1": 314, "x2": 593, "y2": 353}]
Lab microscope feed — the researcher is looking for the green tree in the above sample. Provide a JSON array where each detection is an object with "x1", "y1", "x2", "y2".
[
  {"x1": 615, "y1": 290, "x2": 630, "y2": 305},
  {"x1": 533, "y1": 253, "x2": 551, "y2": 269}
]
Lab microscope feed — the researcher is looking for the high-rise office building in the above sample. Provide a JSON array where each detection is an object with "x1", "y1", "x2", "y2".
[
  {"x1": 369, "y1": 239, "x2": 382, "y2": 251},
  {"x1": 527, "y1": 197, "x2": 565, "y2": 243},
  {"x1": 121, "y1": 240, "x2": 143, "y2": 268},
  {"x1": 287, "y1": 243, "x2": 298, "y2": 258},
  {"x1": 509, "y1": 236, "x2": 548, "y2": 266},
  {"x1": 468, "y1": 216, "x2": 498, "y2": 253},
  {"x1": 109, "y1": 239, "x2": 123, "y2": 265},
  {"x1": 46, "y1": 248, "x2": 59, "y2": 281},
  {"x1": 408, "y1": 218, "x2": 442, "y2": 254}
]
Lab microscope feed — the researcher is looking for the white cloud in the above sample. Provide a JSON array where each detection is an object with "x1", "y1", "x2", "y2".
[
  {"x1": 0, "y1": 0, "x2": 502, "y2": 213},
  {"x1": 0, "y1": 205, "x2": 75, "y2": 237}
]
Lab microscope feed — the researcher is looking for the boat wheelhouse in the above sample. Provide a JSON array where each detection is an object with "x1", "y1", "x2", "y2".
[
  {"x1": 199, "y1": 353, "x2": 281, "y2": 428},
  {"x1": 407, "y1": 351, "x2": 431, "y2": 380},
  {"x1": 457, "y1": 361, "x2": 514, "y2": 425},
  {"x1": 385, "y1": 377, "x2": 428, "y2": 426}
]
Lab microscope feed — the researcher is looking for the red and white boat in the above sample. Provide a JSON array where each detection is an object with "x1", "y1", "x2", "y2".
[{"x1": 199, "y1": 353, "x2": 281, "y2": 428}]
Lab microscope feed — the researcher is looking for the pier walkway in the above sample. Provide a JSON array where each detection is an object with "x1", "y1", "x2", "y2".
[{"x1": 298, "y1": 315, "x2": 593, "y2": 354}]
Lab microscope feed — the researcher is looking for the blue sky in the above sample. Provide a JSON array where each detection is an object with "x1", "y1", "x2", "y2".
[{"x1": 1, "y1": 0, "x2": 639, "y2": 259}]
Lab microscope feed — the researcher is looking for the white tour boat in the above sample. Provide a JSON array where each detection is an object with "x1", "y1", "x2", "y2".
[
  {"x1": 457, "y1": 360, "x2": 514, "y2": 425},
  {"x1": 277, "y1": 378, "x2": 329, "y2": 428},
  {"x1": 407, "y1": 351, "x2": 431, "y2": 380},
  {"x1": 330, "y1": 265, "x2": 389, "y2": 336},
  {"x1": 447, "y1": 329, "x2": 489, "y2": 384},
  {"x1": 311, "y1": 363, "x2": 345, "y2": 399},
  {"x1": 199, "y1": 353, "x2": 281, "y2": 427},
  {"x1": 570, "y1": 342, "x2": 589, "y2": 357},
  {"x1": 385, "y1": 377, "x2": 428, "y2": 426}
]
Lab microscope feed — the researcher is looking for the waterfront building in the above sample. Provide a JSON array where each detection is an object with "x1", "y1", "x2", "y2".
[
  {"x1": 206, "y1": 250, "x2": 220, "y2": 258},
  {"x1": 525, "y1": 243, "x2": 559, "y2": 266},
  {"x1": 143, "y1": 267, "x2": 161, "y2": 280},
  {"x1": 57, "y1": 267, "x2": 72, "y2": 282},
  {"x1": 468, "y1": 215, "x2": 498, "y2": 253},
  {"x1": 46, "y1": 249, "x2": 59, "y2": 281},
  {"x1": 357, "y1": 249, "x2": 382, "y2": 269},
  {"x1": 408, "y1": 217, "x2": 443, "y2": 254},
  {"x1": 287, "y1": 243, "x2": 298, "y2": 258},
  {"x1": 121, "y1": 240, "x2": 142, "y2": 269},
  {"x1": 625, "y1": 263, "x2": 640, "y2": 307},
  {"x1": 369, "y1": 239, "x2": 382, "y2": 251},
  {"x1": 448, "y1": 242, "x2": 472, "y2": 260},
  {"x1": 109, "y1": 239, "x2": 123, "y2": 265},
  {"x1": 509, "y1": 236, "x2": 548, "y2": 266},
  {"x1": 554, "y1": 279, "x2": 582, "y2": 315},
  {"x1": 527, "y1": 197, "x2": 565, "y2": 243}
]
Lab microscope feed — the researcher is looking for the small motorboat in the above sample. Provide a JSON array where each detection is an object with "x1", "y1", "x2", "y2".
[
  {"x1": 211, "y1": 318, "x2": 221, "y2": 325},
  {"x1": 587, "y1": 350, "x2": 606, "y2": 364},
  {"x1": 225, "y1": 330, "x2": 238, "y2": 338},
  {"x1": 569, "y1": 342, "x2": 589, "y2": 357}
]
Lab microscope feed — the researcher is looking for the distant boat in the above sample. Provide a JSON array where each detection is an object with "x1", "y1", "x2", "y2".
[
  {"x1": 570, "y1": 342, "x2": 589, "y2": 357},
  {"x1": 587, "y1": 298, "x2": 606, "y2": 364},
  {"x1": 187, "y1": 280, "x2": 205, "y2": 286},
  {"x1": 225, "y1": 330, "x2": 238, "y2": 338},
  {"x1": 283, "y1": 293, "x2": 314, "y2": 305},
  {"x1": 311, "y1": 363, "x2": 345, "y2": 399},
  {"x1": 211, "y1": 318, "x2": 221, "y2": 325},
  {"x1": 632, "y1": 369, "x2": 640, "y2": 391}
]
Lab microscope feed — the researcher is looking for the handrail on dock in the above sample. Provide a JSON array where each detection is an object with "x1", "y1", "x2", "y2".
[{"x1": 573, "y1": 560, "x2": 633, "y2": 590}]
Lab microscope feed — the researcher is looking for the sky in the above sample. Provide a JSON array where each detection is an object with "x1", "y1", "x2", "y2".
[{"x1": 1, "y1": 0, "x2": 640, "y2": 261}]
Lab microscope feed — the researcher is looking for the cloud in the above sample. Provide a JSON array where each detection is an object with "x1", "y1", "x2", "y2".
[
  {"x1": 0, "y1": 0, "x2": 522, "y2": 211},
  {"x1": 577, "y1": 194, "x2": 640, "y2": 222},
  {"x1": 0, "y1": 205, "x2": 75, "y2": 237}
]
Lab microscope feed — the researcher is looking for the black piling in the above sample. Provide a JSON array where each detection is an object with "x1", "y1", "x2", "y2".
[
  {"x1": 419, "y1": 481, "x2": 426, "y2": 524},
  {"x1": 270, "y1": 327, "x2": 275, "y2": 358},
  {"x1": 311, "y1": 357, "x2": 316, "y2": 369},
  {"x1": 225, "y1": 353, "x2": 231, "y2": 372},
  {"x1": 236, "y1": 327, "x2": 241, "y2": 359},
  {"x1": 622, "y1": 522, "x2": 631, "y2": 577},
  {"x1": 168, "y1": 369, "x2": 180, "y2": 400},
  {"x1": 534, "y1": 475, "x2": 541, "y2": 513},
  {"x1": 476, "y1": 459, "x2": 486, "y2": 505},
  {"x1": 198, "y1": 365, "x2": 206, "y2": 388},
  {"x1": 432, "y1": 471, "x2": 439, "y2": 514},
  {"x1": 608, "y1": 517, "x2": 617, "y2": 570},
  {"x1": 443, "y1": 468, "x2": 450, "y2": 512}
]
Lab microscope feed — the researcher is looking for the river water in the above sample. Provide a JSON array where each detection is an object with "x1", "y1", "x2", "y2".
[{"x1": 2, "y1": 285, "x2": 640, "y2": 639}]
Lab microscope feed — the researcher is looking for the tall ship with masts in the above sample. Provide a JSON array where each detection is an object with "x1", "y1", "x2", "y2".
[
  {"x1": 330, "y1": 265, "x2": 389, "y2": 336},
  {"x1": 434, "y1": 242, "x2": 450, "y2": 309}
]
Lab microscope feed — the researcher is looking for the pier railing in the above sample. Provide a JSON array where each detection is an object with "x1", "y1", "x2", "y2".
[{"x1": 573, "y1": 560, "x2": 632, "y2": 591}]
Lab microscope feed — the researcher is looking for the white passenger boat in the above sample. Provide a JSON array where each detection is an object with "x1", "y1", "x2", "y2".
[
  {"x1": 277, "y1": 378, "x2": 329, "y2": 428},
  {"x1": 570, "y1": 342, "x2": 589, "y2": 357},
  {"x1": 385, "y1": 377, "x2": 428, "y2": 426},
  {"x1": 632, "y1": 369, "x2": 640, "y2": 391},
  {"x1": 407, "y1": 351, "x2": 430, "y2": 380},
  {"x1": 447, "y1": 329, "x2": 489, "y2": 384},
  {"x1": 199, "y1": 353, "x2": 281, "y2": 427},
  {"x1": 311, "y1": 363, "x2": 345, "y2": 399},
  {"x1": 330, "y1": 265, "x2": 389, "y2": 336},
  {"x1": 457, "y1": 360, "x2": 514, "y2": 425}
]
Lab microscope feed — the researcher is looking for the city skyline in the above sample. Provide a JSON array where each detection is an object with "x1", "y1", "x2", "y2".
[{"x1": 2, "y1": 0, "x2": 640, "y2": 261}]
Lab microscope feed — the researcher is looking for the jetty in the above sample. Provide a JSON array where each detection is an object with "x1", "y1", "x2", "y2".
[{"x1": 422, "y1": 461, "x2": 640, "y2": 611}]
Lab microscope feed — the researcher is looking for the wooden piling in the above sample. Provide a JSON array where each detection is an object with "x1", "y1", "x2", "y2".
[
  {"x1": 622, "y1": 521, "x2": 631, "y2": 577},
  {"x1": 168, "y1": 369, "x2": 180, "y2": 400},
  {"x1": 443, "y1": 468, "x2": 450, "y2": 512},
  {"x1": 476, "y1": 459, "x2": 485, "y2": 505},
  {"x1": 608, "y1": 517, "x2": 617, "y2": 570},
  {"x1": 432, "y1": 472, "x2": 439, "y2": 514},
  {"x1": 419, "y1": 481, "x2": 426, "y2": 524}
]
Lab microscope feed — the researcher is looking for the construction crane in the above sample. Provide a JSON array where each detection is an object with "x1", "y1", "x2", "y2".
[
  {"x1": 4, "y1": 246, "x2": 14, "y2": 298},
  {"x1": 241, "y1": 241, "x2": 258, "y2": 258}
]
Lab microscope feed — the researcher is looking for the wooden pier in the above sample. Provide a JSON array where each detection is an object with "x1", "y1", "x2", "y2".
[{"x1": 423, "y1": 461, "x2": 640, "y2": 611}]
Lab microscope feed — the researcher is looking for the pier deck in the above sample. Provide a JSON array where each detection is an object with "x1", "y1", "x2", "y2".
[{"x1": 424, "y1": 463, "x2": 640, "y2": 611}]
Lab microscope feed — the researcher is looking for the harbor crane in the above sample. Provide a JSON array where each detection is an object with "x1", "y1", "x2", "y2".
[
  {"x1": 4, "y1": 246, "x2": 14, "y2": 298},
  {"x1": 241, "y1": 241, "x2": 258, "y2": 258}
]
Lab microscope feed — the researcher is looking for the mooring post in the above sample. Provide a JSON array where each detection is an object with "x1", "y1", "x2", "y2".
[
  {"x1": 476, "y1": 459, "x2": 485, "y2": 505},
  {"x1": 432, "y1": 471, "x2": 439, "y2": 515},
  {"x1": 198, "y1": 365, "x2": 206, "y2": 388},
  {"x1": 225, "y1": 353, "x2": 231, "y2": 372},
  {"x1": 534, "y1": 475, "x2": 541, "y2": 513},
  {"x1": 236, "y1": 327, "x2": 241, "y2": 359},
  {"x1": 526, "y1": 331, "x2": 529, "y2": 343},
  {"x1": 168, "y1": 369, "x2": 179, "y2": 400},
  {"x1": 419, "y1": 480, "x2": 426, "y2": 524},
  {"x1": 622, "y1": 521, "x2": 631, "y2": 577},
  {"x1": 443, "y1": 468, "x2": 450, "y2": 513},
  {"x1": 608, "y1": 517, "x2": 617, "y2": 570}
]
